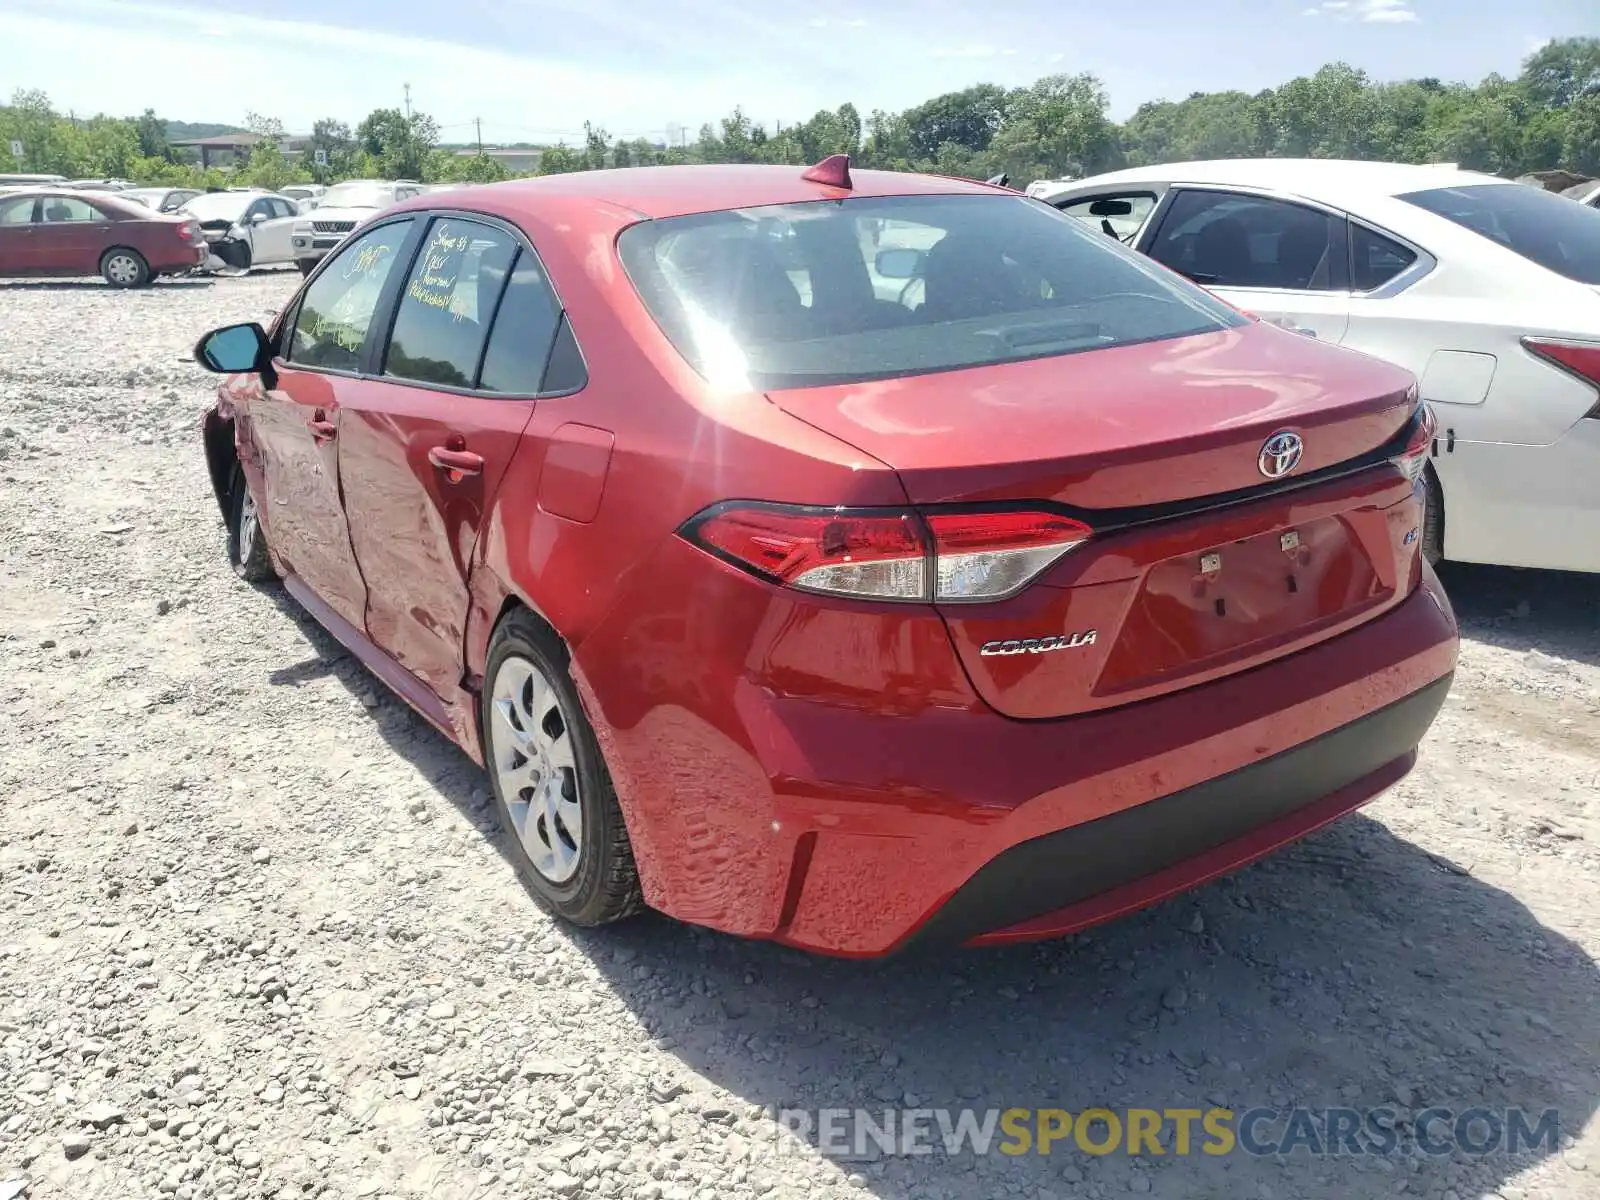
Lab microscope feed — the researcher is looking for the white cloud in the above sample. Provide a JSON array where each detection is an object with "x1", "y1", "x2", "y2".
[
  {"x1": 1301, "y1": 0, "x2": 1418, "y2": 22},
  {"x1": 930, "y1": 44, "x2": 1001, "y2": 60},
  {"x1": 844, "y1": 17, "x2": 867, "y2": 28},
  {"x1": 1355, "y1": 0, "x2": 1419, "y2": 22},
  {"x1": 1047, "y1": 52, "x2": 1066, "y2": 62}
]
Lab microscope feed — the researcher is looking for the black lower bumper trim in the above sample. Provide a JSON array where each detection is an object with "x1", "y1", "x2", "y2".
[{"x1": 903, "y1": 673, "x2": 1453, "y2": 950}]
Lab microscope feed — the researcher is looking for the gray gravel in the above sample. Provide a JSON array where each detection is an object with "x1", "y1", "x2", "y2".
[{"x1": 0, "y1": 272, "x2": 1597, "y2": 1200}]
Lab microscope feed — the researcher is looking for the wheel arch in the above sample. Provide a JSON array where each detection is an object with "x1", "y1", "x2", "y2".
[{"x1": 201, "y1": 407, "x2": 237, "y2": 521}]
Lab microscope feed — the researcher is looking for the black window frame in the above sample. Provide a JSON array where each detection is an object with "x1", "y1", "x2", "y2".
[
  {"x1": 1142, "y1": 185, "x2": 1351, "y2": 294},
  {"x1": 278, "y1": 207, "x2": 588, "y2": 400}
]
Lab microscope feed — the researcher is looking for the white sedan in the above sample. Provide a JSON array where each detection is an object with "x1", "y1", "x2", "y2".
[
  {"x1": 178, "y1": 190, "x2": 302, "y2": 271},
  {"x1": 1037, "y1": 160, "x2": 1600, "y2": 574}
]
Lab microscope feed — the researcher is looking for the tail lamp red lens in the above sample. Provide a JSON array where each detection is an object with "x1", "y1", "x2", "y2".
[
  {"x1": 1390, "y1": 400, "x2": 1436, "y2": 483},
  {"x1": 682, "y1": 503, "x2": 1091, "y2": 603},
  {"x1": 1523, "y1": 337, "x2": 1600, "y2": 419}
]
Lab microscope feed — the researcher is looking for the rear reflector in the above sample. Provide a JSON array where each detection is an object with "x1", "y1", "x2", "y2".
[
  {"x1": 1390, "y1": 401, "x2": 1437, "y2": 482},
  {"x1": 682, "y1": 503, "x2": 1091, "y2": 603},
  {"x1": 1523, "y1": 337, "x2": 1600, "y2": 418}
]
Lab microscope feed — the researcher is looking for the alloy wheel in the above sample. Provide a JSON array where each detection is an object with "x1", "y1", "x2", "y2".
[{"x1": 489, "y1": 654, "x2": 583, "y2": 884}]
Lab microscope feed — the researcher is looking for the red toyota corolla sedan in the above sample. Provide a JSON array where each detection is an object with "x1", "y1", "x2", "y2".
[{"x1": 194, "y1": 159, "x2": 1458, "y2": 957}]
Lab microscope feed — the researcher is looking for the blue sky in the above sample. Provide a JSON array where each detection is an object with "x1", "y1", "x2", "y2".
[{"x1": 0, "y1": 0, "x2": 1592, "y2": 145}]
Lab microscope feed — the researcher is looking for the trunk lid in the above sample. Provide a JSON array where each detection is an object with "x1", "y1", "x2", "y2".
[{"x1": 768, "y1": 323, "x2": 1424, "y2": 719}]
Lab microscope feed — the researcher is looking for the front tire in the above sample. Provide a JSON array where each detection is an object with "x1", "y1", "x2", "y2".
[
  {"x1": 101, "y1": 248, "x2": 150, "y2": 288},
  {"x1": 227, "y1": 464, "x2": 274, "y2": 582},
  {"x1": 482, "y1": 610, "x2": 643, "y2": 927}
]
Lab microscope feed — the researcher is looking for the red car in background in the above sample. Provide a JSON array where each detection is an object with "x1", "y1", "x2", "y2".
[
  {"x1": 0, "y1": 189, "x2": 207, "y2": 286},
  {"x1": 193, "y1": 159, "x2": 1458, "y2": 957}
]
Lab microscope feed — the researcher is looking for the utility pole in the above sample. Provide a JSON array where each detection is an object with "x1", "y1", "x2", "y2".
[
  {"x1": 403, "y1": 83, "x2": 412, "y2": 120},
  {"x1": 475, "y1": 117, "x2": 483, "y2": 156}
]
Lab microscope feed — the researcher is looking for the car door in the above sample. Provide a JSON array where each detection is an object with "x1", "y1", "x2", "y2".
[
  {"x1": 255, "y1": 197, "x2": 298, "y2": 264},
  {"x1": 247, "y1": 216, "x2": 420, "y2": 631},
  {"x1": 1141, "y1": 187, "x2": 1351, "y2": 344},
  {"x1": 338, "y1": 214, "x2": 571, "y2": 705},
  {"x1": 32, "y1": 195, "x2": 112, "y2": 275},
  {"x1": 0, "y1": 195, "x2": 38, "y2": 273}
]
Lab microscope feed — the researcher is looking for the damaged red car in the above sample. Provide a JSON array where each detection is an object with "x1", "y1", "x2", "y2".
[{"x1": 194, "y1": 158, "x2": 1458, "y2": 956}]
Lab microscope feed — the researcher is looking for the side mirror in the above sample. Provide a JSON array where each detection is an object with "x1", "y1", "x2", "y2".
[
  {"x1": 250, "y1": 212, "x2": 269, "y2": 225},
  {"x1": 875, "y1": 246, "x2": 925, "y2": 280},
  {"x1": 195, "y1": 322, "x2": 271, "y2": 374}
]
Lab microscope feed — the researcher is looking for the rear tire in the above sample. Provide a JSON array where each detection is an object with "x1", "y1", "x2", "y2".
[
  {"x1": 1421, "y1": 464, "x2": 1445, "y2": 567},
  {"x1": 101, "y1": 248, "x2": 150, "y2": 288},
  {"x1": 481, "y1": 610, "x2": 644, "y2": 928},
  {"x1": 227, "y1": 463, "x2": 274, "y2": 583}
]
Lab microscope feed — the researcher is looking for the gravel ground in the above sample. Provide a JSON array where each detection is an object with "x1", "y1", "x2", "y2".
[{"x1": 0, "y1": 272, "x2": 1597, "y2": 1200}]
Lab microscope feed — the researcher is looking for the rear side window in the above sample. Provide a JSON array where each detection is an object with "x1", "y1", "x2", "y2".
[
  {"x1": 288, "y1": 219, "x2": 413, "y2": 371},
  {"x1": 617, "y1": 193, "x2": 1241, "y2": 391},
  {"x1": 1351, "y1": 224, "x2": 1418, "y2": 291},
  {"x1": 1149, "y1": 190, "x2": 1345, "y2": 291},
  {"x1": 477, "y1": 251, "x2": 564, "y2": 393},
  {"x1": 1400, "y1": 183, "x2": 1600, "y2": 285},
  {"x1": 0, "y1": 197, "x2": 33, "y2": 225},
  {"x1": 383, "y1": 218, "x2": 518, "y2": 388}
]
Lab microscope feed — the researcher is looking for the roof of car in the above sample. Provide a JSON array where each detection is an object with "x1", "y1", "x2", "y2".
[
  {"x1": 1059, "y1": 159, "x2": 1505, "y2": 203},
  {"x1": 445, "y1": 163, "x2": 1001, "y2": 221}
]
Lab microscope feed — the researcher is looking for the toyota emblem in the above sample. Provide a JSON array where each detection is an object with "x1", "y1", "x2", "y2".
[{"x1": 1258, "y1": 431, "x2": 1304, "y2": 479}]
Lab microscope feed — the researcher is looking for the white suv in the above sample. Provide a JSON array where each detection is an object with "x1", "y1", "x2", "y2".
[{"x1": 291, "y1": 179, "x2": 423, "y2": 275}]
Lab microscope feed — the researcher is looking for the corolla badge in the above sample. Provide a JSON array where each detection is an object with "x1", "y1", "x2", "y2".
[
  {"x1": 1258, "y1": 431, "x2": 1304, "y2": 479},
  {"x1": 980, "y1": 631, "x2": 1097, "y2": 657}
]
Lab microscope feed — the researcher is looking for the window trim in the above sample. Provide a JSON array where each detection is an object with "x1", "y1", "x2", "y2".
[
  {"x1": 365, "y1": 207, "x2": 586, "y2": 401},
  {"x1": 1141, "y1": 183, "x2": 1353, "y2": 296},
  {"x1": 277, "y1": 214, "x2": 425, "y2": 380},
  {"x1": 1345, "y1": 215, "x2": 1436, "y2": 299}
]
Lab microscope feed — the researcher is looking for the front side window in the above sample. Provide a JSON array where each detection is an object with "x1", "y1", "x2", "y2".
[
  {"x1": 1057, "y1": 192, "x2": 1158, "y2": 243},
  {"x1": 38, "y1": 196, "x2": 101, "y2": 223},
  {"x1": 618, "y1": 194, "x2": 1241, "y2": 391},
  {"x1": 1400, "y1": 182, "x2": 1600, "y2": 285},
  {"x1": 1149, "y1": 190, "x2": 1343, "y2": 291},
  {"x1": 287, "y1": 219, "x2": 413, "y2": 370},
  {"x1": 383, "y1": 218, "x2": 518, "y2": 388}
]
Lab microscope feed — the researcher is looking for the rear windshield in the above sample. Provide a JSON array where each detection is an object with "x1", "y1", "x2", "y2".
[
  {"x1": 617, "y1": 194, "x2": 1243, "y2": 391},
  {"x1": 1400, "y1": 183, "x2": 1600, "y2": 285}
]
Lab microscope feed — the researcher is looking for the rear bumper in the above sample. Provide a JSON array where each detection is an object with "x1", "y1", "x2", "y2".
[
  {"x1": 908, "y1": 672, "x2": 1449, "y2": 950},
  {"x1": 577, "y1": 556, "x2": 1458, "y2": 958}
]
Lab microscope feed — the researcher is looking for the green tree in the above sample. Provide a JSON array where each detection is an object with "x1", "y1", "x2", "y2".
[
  {"x1": 356, "y1": 107, "x2": 438, "y2": 179},
  {"x1": 989, "y1": 73, "x2": 1118, "y2": 183},
  {"x1": 1563, "y1": 93, "x2": 1600, "y2": 174},
  {"x1": 1520, "y1": 37, "x2": 1600, "y2": 109},
  {"x1": 539, "y1": 143, "x2": 582, "y2": 174},
  {"x1": 901, "y1": 84, "x2": 1009, "y2": 160}
]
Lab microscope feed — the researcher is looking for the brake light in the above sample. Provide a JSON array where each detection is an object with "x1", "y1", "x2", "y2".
[
  {"x1": 1523, "y1": 337, "x2": 1600, "y2": 418},
  {"x1": 178, "y1": 221, "x2": 201, "y2": 243},
  {"x1": 682, "y1": 503, "x2": 1091, "y2": 602},
  {"x1": 1389, "y1": 402, "x2": 1436, "y2": 483}
]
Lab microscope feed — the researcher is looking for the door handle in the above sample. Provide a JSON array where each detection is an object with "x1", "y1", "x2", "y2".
[
  {"x1": 308, "y1": 418, "x2": 336, "y2": 441},
  {"x1": 428, "y1": 446, "x2": 484, "y2": 476}
]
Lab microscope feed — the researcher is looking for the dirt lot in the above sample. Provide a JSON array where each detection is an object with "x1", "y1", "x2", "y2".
[{"x1": 0, "y1": 273, "x2": 1597, "y2": 1200}]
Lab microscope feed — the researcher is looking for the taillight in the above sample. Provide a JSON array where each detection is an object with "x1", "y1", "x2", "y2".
[
  {"x1": 178, "y1": 221, "x2": 201, "y2": 243},
  {"x1": 1390, "y1": 401, "x2": 1436, "y2": 483},
  {"x1": 1523, "y1": 337, "x2": 1600, "y2": 418},
  {"x1": 681, "y1": 503, "x2": 1091, "y2": 603}
]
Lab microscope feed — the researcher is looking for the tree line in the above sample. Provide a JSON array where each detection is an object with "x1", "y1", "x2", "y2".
[{"x1": 3, "y1": 38, "x2": 1596, "y2": 192}]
